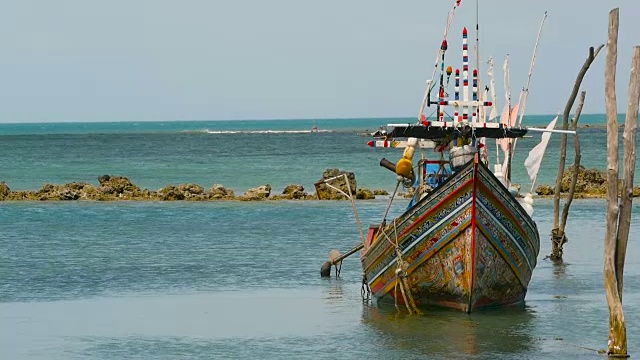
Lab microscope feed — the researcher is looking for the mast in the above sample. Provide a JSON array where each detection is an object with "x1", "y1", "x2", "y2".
[
  {"x1": 487, "y1": 58, "x2": 498, "y2": 121},
  {"x1": 503, "y1": 54, "x2": 512, "y2": 182},
  {"x1": 517, "y1": 11, "x2": 548, "y2": 127},
  {"x1": 511, "y1": 11, "x2": 548, "y2": 157},
  {"x1": 419, "y1": 0, "x2": 462, "y2": 121},
  {"x1": 475, "y1": 0, "x2": 482, "y2": 122},
  {"x1": 438, "y1": 40, "x2": 448, "y2": 122},
  {"x1": 487, "y1": 58, "x2": 499, "y2": 164}
]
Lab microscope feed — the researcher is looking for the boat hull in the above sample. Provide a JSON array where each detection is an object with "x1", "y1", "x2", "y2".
[{"x1": 361, "y1": 156, "x2": 539, "y2": 313}]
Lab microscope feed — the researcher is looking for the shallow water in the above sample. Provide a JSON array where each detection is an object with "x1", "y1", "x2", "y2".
[{"x1": 1, "y1": 198, "x2": 638, "y2": 359}]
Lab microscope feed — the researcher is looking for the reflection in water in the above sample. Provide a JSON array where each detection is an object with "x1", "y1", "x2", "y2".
[
  {"x1": 361, "y1": 303, "x2": 538, "y2": 358},
  {"x1": 552, "y1": 261, "x2": 569, "y2": 280},
  {"x1": 322, "y1": 277, "x2": 346, "y2": 304}
]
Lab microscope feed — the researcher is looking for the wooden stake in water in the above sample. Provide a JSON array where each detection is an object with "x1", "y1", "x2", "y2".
[
  {"x1": 603, "y1": 7, "x2": 634, "y2": 358},
  {"x1": 549, "y1": 44, "x2": 604, "y2": 262}
]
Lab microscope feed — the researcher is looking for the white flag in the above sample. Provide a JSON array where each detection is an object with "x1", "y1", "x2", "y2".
[
  {"x1": 524, "y1": 116, "x2": 558, "y2": 182},
  {"x1": 503, "y1": 54, "x2": 511, "y2": 106}
]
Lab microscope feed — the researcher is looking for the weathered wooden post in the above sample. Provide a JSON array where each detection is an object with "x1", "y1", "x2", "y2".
[
  {"x1": 615, "y1": 49, "x2": 640, "y2": 302},
  {"x1": 603, "y1": 8, "x2": 623, "y2": 356},
  {"x1": 603, "y1": 6, "x2": 640, "y2": 357},
  {"x1": 558, "y1": 91, "x2": 586, "y2": 240},
  {"x1": 550, "y1": 45, "x2": 604, "y2": 261}
]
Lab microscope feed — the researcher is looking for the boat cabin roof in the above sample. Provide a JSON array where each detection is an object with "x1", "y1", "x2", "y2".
[{"x1": 387, "y1": 121, "x2": 528, "y2": 140}]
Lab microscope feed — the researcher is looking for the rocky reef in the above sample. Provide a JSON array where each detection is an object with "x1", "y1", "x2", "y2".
[
  {"x1": 314, "y1": 168, "x2": 358, "y2": 200},
  {"x1": 4, "y1": 165, "x2": 636, "y2": 202},
  {"x1": 535, "y1": 165, "x2": 640, "y2": 198},
  {"x1": 0, "y1": 169, "x2": 391, "y2": 202}
]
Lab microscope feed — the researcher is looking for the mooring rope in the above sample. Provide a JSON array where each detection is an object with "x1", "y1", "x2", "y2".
[
  {"x1": 393, "y1": 221, "x2": 422, "y2": 315},
  {"x1": 373, "y1": 173, "x2": 423, "y2": 315},
  {"x1": 377, "y1": 226, "x2": 420, "y2": 314},
  {"x1": 381, "y1": 181, "x2": 401, "y2": 225}
]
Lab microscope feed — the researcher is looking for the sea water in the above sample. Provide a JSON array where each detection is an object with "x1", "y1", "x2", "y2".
[
  {"x1": 0, "y1": 116, "x2": 639, "y2": 359},
  {"x1": 0, "y1": 114, "x2": 636, "y2": 194}
]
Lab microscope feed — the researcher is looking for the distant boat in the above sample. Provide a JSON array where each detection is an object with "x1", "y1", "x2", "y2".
[{"x1": 370, "y1": 126, "x2": 388, "y2": 139}]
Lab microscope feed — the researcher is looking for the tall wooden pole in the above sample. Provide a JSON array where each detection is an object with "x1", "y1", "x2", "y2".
[
  {"x1": 615, "y1": 46, "x2": 640, "y2": 299},
  {"x1": 603, "y1": 7, "x2": 628, "y2": 358}
]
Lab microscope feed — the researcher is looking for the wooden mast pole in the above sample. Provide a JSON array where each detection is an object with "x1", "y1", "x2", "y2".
[{"x1": 511, "y1": 12, "x2": 548, "y2": 158}]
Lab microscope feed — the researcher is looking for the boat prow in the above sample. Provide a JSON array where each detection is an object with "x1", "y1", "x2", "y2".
[{"x1": 361, "y1": 156, "x2": 539, "y2": 312}]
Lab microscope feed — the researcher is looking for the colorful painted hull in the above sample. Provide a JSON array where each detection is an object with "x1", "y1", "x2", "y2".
[{"x1": 360, "y1": 157, "x2": 539, "y2": 313}]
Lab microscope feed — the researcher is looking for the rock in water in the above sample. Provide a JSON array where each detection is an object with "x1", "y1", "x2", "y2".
[
  {"x1": 97, "y1": 175, "x2": 142, "y2": 199},
  {"x1": 158, "y1": 183, "x2": 207, "y2": 200},
  {"x1": 37, "y1": 182, "x2": 89, "y2": 200},
  {"x1": 561, "y1": 165, "x2": 607, "y2": 194},
  {"x1": 535, "y1": 184, "x2": 554, "y2": 196},
  {"x1": 239, "y1": 184, "x2": 272, "y2": 201},
  {"x1": 315, "y1": 168, "x2": 357, "y2": 200},
  {"x1": 356, "y1": 189, "x2": 375, "y2": 200},
  {"x1": 0, "y1": 181, "x2": 10, "y2": 200},
  {"x1": 208, "y1": 184, "x2": 235, "y2": 199},
  {"x1": 373, "y1": 189, "x2": 389, "y2": 196},
  {"x1": 282, "y1": 184, "x2": 307, "y2": 199},
  {"x1": 157, "y1": 185, "x2": 186, "y2": 200}
]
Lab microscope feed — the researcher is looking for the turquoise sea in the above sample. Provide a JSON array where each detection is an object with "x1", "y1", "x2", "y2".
[{"x1": 1, "y1": 115, "x2": 639, "y2": 359}]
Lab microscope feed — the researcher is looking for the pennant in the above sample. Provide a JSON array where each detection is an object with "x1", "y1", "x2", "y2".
[{"x1": 503, "y1": 55, "x2": 510, "y2": 107}]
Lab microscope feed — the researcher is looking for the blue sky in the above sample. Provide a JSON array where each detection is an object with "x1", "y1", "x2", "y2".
[{"x1": 0, "y1": 0, "x2": 638, "y2": 122}]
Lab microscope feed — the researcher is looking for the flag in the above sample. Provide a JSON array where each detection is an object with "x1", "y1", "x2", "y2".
[
  {"x1": 524, "y1": 116, "x2": 558, "y2": 182},
  {"x1": 503, "y1": 55, "x2": 510, "y2": 106},
  {"x1": 501, "y1": 153, "x2": 509, "y2": 183},
  {"x1": 510, "y1": 102, "x2": 520, "y2": 125},
  {"x1": 499, "y1": 104, "x2": 509, "y2": 126}
]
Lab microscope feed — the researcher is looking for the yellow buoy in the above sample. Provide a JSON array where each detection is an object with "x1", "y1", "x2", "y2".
[{"x1": 396, "y1": 157, "x2": 413, "y2": 178}]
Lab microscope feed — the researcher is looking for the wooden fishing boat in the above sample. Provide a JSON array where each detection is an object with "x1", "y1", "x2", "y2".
[
  {"x1": 355, "y1": 1, "x2": 557, "y2": 313},
  {"x1": 361, "y1": 152, "x2": 539, "y2": 312},
  {"x1": 317, "y1": 2, "x2": 567, "y2": 313}
]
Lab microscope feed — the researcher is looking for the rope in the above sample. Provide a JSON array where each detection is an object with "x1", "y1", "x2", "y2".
[
  {"x1": 395, "y1": 264, "x2": 413, "y2": 314},
  {"x1": 394, "y1": 222, "x2": 422, "y2": 315},
  {"x1": 381, "y1": 181, "x2": 401, "y2": 226},
  {"x1": 374, "y1": 188, "x2": 423, "y2": 315},
  {"x1": 545, "y1": 228, "x2": 568, "y2": 261},
  {"x1": 390, "y1": 221, "x2": 423, "y2": 315}
]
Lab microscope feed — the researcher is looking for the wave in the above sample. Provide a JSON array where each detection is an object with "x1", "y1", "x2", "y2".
[{"x1": 182, "y1": 129, "x2": 334, "y2": 134}]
